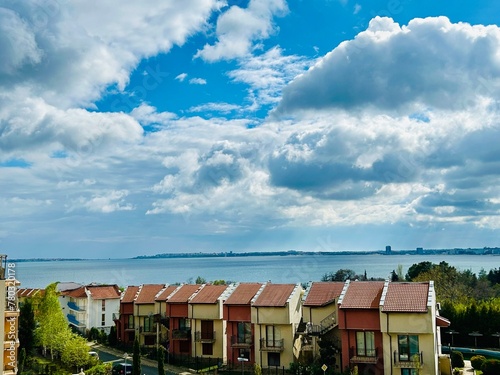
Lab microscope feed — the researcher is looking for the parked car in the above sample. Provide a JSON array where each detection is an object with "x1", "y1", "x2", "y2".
[{"x1": 112, "y1": 363, "x2": 132, "y2": 375}]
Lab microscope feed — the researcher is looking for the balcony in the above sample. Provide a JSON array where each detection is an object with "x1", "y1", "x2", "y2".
[
  {"x1": 67, "y1": 314, "x2": 86, "y2": 328},
  {"x1": 67, "y1": 301, "x2": 85, "y2": 311},
  {"x1": 350, "y1": 347, "x2": 379, "y2": 364},
  {"x1": 172, "y1": 329, "x2": 191, "y2": 340},
  {"x1": 195, "y1": 331, "x2": 216, "y2": 343},
  {"x1": 231, "y1": 335, "x2": 253, "y2": 348},
  {"x1": 260, "y1": 338, "x2": 284, "y2": 352},
  {"x1": 113, "y1": 312, "x2": 120, "y2": 321},
  {"x1": 393, "y1": 351, "x2": 423, "y2": 368}
]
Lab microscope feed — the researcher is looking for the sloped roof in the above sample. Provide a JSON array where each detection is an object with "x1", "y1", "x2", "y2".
[
  {"x1": 304, "y1": 282, "x2": 345, "y2": 307},
  {"x1": 224, "y1": 283, "x2": 263, "y2": 305},
  {"x1": 167, "y1": 284, "x2": 202, "y2": 303},
  {"x1": 17, "y1": 288, "x2": 44, "y2": 298},
  {"x1": 190, "y1": 284, "x2": 229, "y2": 304},
  {"x1": 339, "y1": 281, "x2": 385, "y2": 309},
  {"x1": 155, "y1": 285, "x2": 178, "y2": 302},
  {"x1": 87, "y1": 284, "x2": 121, "y2": 299},
  {"x1": 61, "y1": 286, "x2": 87, "y2": 298},
  {"x1": 122, "y1": 286, "x2": 140, "y2": 303},
  {"x1": 57, "y1": 282, "x2": 83, "y2": 292},
  {"x1": 382, "y1": 282, "x2": 429, "y2": 313},
  {"x1": 252, "y1": 284, "x2": 296, "y2": 307},
  {"x1": 135, "y1": 284, "x2": 165, "y2": 304}
]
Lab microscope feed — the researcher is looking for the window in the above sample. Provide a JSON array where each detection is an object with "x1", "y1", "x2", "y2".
[
  {"x1": 202, "y1": 343, "x2": 213, "y2": 355},
  {"x1": 239, "y1": 349, "x2": 250, "y2": 360},
  {"x1": 179, "y1": 318, "x2": 190, "y2": 330},
  {"x1": 356, "y1": 331, "x2": 375, "y2": 356},
  {"x1": 102, "y1": 299, "x2": 106, "y2": 312},
  {"x1": 237, "y1": 322, "x2": 251, "y2": 344},
  {"x1": 268, "y1": 352, "x2": 280, "y2": 367},
  {"x1": 144, "y1": 316, "x2": 153, "y2": 332},
  {"x1": 102, "y1": 313, "x2": 106, "y2": 326},
  {"x1": 127, "y1": 315, "x2": 134, "y2": 329},
  {"x1": 398, "y1": 335, "x2": 419, "y2": 361},
  {"x1": 266, "y1": 325, "x2": 278, "y2": 347},
  {"x1": 401, "y1": 369, "x2": 418, "y2": 375},
  {"x1": 201, "y1": 320, "x2": 214, "y2": 340}
]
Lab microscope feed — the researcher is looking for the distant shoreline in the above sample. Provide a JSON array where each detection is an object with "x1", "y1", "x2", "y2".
[{"x1": 11, "y1": 247, "x2": 500, "y2": 262}]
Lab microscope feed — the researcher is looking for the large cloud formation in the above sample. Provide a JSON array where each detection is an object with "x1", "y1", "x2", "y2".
[{"x1": 276, "y1": 16, "x2": 500, "y2": 114}]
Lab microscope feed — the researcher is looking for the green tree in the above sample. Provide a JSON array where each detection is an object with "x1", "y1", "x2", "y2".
[
  {"x1": 132, "y1": 335, "x2": 141, "y2": 375},
  {"x1": 157, "y1": 346, "x2": 165, "y2": 375},
  {"x1": 61, "y1": 333, "x2": 92, "y2": 371},
  {"x1": 195, "y1": 276, "x2": 206, "y2": 284},
  {"x1": 36, "y1": 282, "x2": 73, "y2": 359},
  {"x1": 18, "y1": 348, "x2": 26, "y2": 375},
  {"x1": 109, "y1": 326, "x2": 118, "y2": 346},
  {"x1": 406, "y1": 261, "x2": 433, "y2": 281},
  {"x1": 19, "y1": 299, "x2": 36, "y2": 355}
]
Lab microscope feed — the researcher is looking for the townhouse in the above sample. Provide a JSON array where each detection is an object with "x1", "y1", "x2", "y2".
[
  {"x1": 113, "y1": 280, "x2": 450, "y2": 374},
  {"x1": 380, "y1": 281, "x2": 450, "y2": 375},
  {"x1": 115, "y1": 285, "x2": 140, "y2": 344},
  {"x1": 224, "y1": 283, "x2": 264, "y2": 366},
  {"x1": 297, "y1": 282, "x2": 344, "y2": 370},
  {"x1": 133, "y1": 284, "x2": 166, "y2": 346},
  {"x1": 59, "y1": 283, "x2": 121, "y2": 334},
  {"x1": 188, "y1": 284, "x2": 231, "y2": 362},
  {"x1": 165, "y1": 284, "x2": 203, "y2": 357},
  {"x1": 251, "y1": 283, "x2": 304, "y2": 369},
  {"x1": 338, "y1": 281, "x2": 386, "y2": 374}
]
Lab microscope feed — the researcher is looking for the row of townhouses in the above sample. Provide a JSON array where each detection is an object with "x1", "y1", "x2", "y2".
[{"x1": 109, "y1": 280, "x2": 451, "y2": 375}]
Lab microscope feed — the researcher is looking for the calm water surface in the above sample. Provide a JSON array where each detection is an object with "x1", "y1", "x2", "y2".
[{"x1": 13, "y1": 253, "x2": 500, "y2": 288}]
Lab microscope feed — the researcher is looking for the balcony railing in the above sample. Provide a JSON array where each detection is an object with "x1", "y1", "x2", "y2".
[
  {"x1": 67, "y1": 301, "x2": 85, "y2": 311},
  {"x1": 260, "y1": 338, "x2": 284, "y2": 352},
  {"x1": 231, "y1": 335, "x2": 253, "y2": 348},
  {"x1": 172, "y1": 329, "x2": 191, "y2": 340},
  {"x1": 319, "y1": 311, "x2": 337, "y2": 334},
  {"x1": 393, "y1": 351, "x2": 423, "y2": 368},
  {"x1": 350, "y1": 347, "x2": 379, "y2": 364},
  {"x1": 67, "y1": 314, "x2": 86, "y2": 328},
  {"x1": 195, "y1": 331, "x2": 216, "y2": 343}
]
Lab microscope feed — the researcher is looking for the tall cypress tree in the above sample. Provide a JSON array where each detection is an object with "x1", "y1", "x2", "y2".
[
  {"x1": 132, "y1": 335, "x2": 141, "y2": 375},
  {"x1": 19, "y1": 300, "x2": 36, "y2": 355},
  {"x1": 157, "y1": 346, "x2": 165, "y2": 375}
]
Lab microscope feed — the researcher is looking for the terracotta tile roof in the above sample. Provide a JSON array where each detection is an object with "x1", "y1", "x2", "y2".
[
  {"x1": 382, "y1": 282, "x2": 429, "y2": 313},
  {"x1": 17, "y1": 288, "x2": 44, "y2": 298},
  {"x1": 190, "y1": 285, "x2": 229, "y2": 304},
  {"x1": 155, "y1": 285, "x2": 178, "y2": 301},
  {"x1": 339, "y1": 281, "x2": 385, "y2": 309},
  {"x1": 122, "y1": 286, "x2": 140, "y2": 303},
  {"x1": 436, "y1": 315, "x2": 451, "y2": 327},
  {"x1": 225, "y1": 283, "x2": 263, "y2": 305},
  {"x1": 135, "y1": 284, "x2": 166, "y2": 304},
  {"x1": 61, "y1": 286, "x2": 87, "y2": 298},
  {"x1": 252, "y1": 284, "x2": 296, "y2": 307},
  {"x1": 87, "y1": 285, "x2": 121, "y2": 299},
  {"x1": 167, "y1": 284, "x2": 202, "y2": 303},
  {"x1": 304, "y1": 282, "x2": 345, "y2": 306}
]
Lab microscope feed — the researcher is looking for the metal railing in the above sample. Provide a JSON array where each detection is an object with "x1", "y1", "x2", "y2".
[
  {"x1": 231, "y1": 335, "x2": 253, "y2": 347},
  {"x1": 393, "y1": 351, "x2": 423, "y2": 367},
  {"x1": 260, "y1": 338, "x2": 284, "y2": 352},
  {"x1": 195, "y1": 331, "x2": 216, "y2": 342}
]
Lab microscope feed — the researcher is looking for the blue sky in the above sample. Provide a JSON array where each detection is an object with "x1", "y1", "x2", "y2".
[{"x1": 2, "y1": 0, "x2": 500, "y2": 259}]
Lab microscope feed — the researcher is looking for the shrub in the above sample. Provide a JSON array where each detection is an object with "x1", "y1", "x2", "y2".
[
  {"x1": 470, "y1": 355, "x2": 486, "y2": 370},
  {"x1": 481, "y1": 359, "x2": 500, "y2": 375},
  {"x1": 451, "y1": 350, "x2": 464, "y2": 368}
]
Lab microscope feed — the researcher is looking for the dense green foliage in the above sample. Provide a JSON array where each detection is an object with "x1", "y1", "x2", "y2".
[
  {"x1": 133, "y1": 335, "x2": 141, "y2": 375},
  {"x1": 19, "y1": 300, "x2": 36, "y2": 355},
  {"x1": 470, "y1": 355, "x2": 486, "y2": 370},
  {"x1": 158, "y1": 346, "x2": 165, "y2": 375},
  {"x1": 481, "y1": 359, "x2": 500, "y2": 375},
  {"x1": 451, "y1": 351, "x2": 464, "y2": 368}
]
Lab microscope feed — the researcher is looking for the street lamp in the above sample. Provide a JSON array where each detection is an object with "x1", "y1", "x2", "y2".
[
  {"x1": 238, "y1": 357, "x2": 249, "y2": 375},
  {"x1": 124, "y1": 352, "x2": 130, "y2": 366},
  {"x1": 469, "y1": 331, "x2": 483, "y2": 348},
  {"x1": 448, "y1": 330, "x2": 459, "y2": 346}
]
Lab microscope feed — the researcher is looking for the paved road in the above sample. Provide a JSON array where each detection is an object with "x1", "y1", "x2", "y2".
[{"x1": 93, "y1": 345, "x2": 192, "y2": 375}]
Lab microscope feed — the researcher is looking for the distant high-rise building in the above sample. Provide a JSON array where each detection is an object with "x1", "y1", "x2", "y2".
[
  {"x1": 416, "y1": 247, "x2": 424, "y2": 254},
  {"x1": 385, "y1": 245, "x2": 392, "y2": 254}
]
